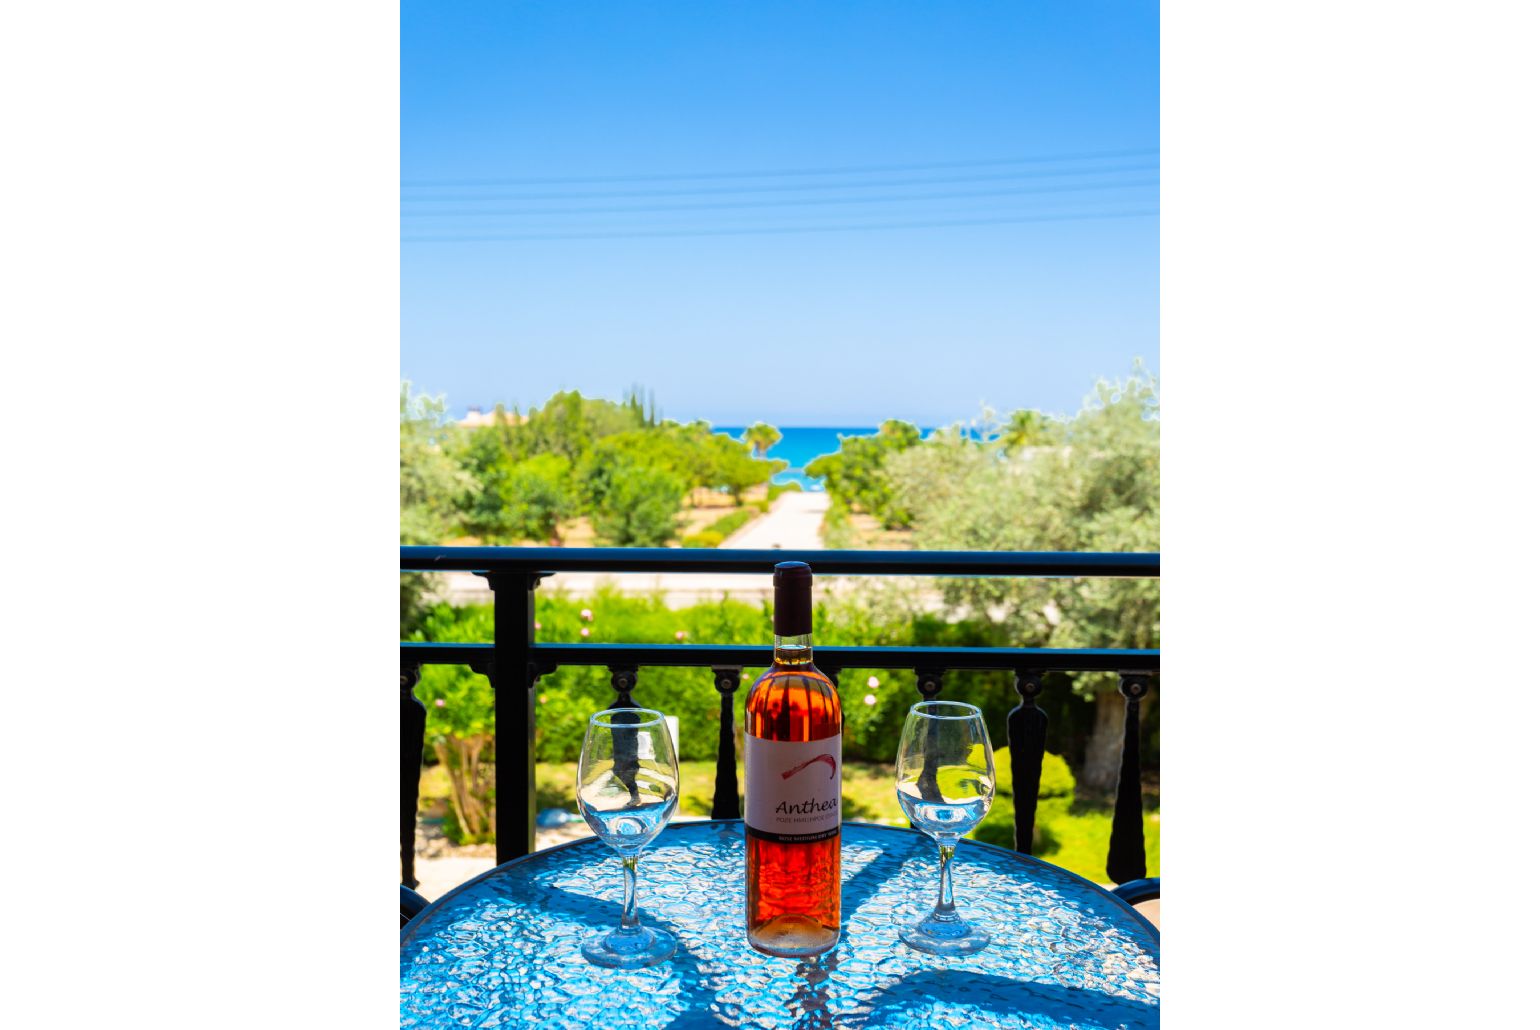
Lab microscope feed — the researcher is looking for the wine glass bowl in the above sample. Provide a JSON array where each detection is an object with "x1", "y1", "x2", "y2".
[
  {"x1": 577, "y1": 707, "x2": 680, "y2": 968},
  {"x1": 894, "y1": 700, "x2": 995, "y2": 955}
]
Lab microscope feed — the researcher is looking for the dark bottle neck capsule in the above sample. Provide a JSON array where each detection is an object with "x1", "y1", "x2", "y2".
[{"x1": 772, "y1": 560, "x2": 813, "y2": 636}]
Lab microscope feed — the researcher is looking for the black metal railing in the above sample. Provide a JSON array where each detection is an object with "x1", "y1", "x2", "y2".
[{"x1": 400, "y1": 546, "x2": 1159, "y2": 888}]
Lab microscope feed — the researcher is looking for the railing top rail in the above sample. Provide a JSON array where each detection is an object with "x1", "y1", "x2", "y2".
[
  {"x1": 400, "y1": 546, "x2": 1158, "y2": 578},
  {"x1": 401, "y1": 641, "x2": 1158, "y2": 673}
]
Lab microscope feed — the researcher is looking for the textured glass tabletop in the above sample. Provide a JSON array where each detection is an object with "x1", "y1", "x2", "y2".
[{"x1": 401, "y1": 820, "x2": 1158, "y2": 1029}]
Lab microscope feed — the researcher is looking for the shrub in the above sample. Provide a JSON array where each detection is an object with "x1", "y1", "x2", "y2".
[
  {"x1": 767, "y1": 481, "x2": 802, "y2": 502},
  {"x1": 1041, "y1": 752, "x2": 1076, "y2": 798},
  {"x1": 970, "y1": 804, "x2": 1017, "y2": 849},
  {"x1": 969, "y1": 799, "x2": 1061, "y2": 853},
  {"x1": 705, "y1": 508, "x2": 755, "y2": 537},
  {"x1": 680, "y1": 508, "x2": 757, "y2": 547},
  {"x1": 821, "y1": 495, "x2": 855, "y2": 548},
  {"x1": 408, "y1": 593, "x2": 1150, "y2": 848},
  {"x1": 991, "y1": 747, "x2": 1075, "y2": 799},
  {"x1": 970, "y1": 752, "x2": 1074, "y2": 850}
]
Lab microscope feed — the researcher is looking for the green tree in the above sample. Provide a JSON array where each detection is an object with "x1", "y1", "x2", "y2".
[
  {"x1": 743, "y1": 421, "x2": 782, "y2": 457},
  {"x1": 706, "y1": 434, "x2": 785, "y2": 504},
  {"x1": 879, "y1": 430, "x2": 994, "y2": 525},
  {"x1": 460, "y1": 452, "x2": 580, "y2": 544},
  {"x1": 586, "y1": 428, "x2": 700, "y2": 487},
  {"x1": 668, "y1": 420, "x2": 728, "y2": 491},
  {"x1": 527, "y1": 390, "x2": 590, "y2": 462},
  {"x1": 400, "y1": 383, "x2": 473, "y2": 545},
  {"x1": 454, "y1": 425, "x2": 515, "y2": 509},
  {"x1": 807, "y1": 420, "x2": 922, "y2": 528},
  {"x1": 877, "y1": 418, "x2": 922, "y2": 447},
  {"x1": 409, "y1": 604, "x2": 498, "y2": 842},
  {"x1": 400, "y1": 383, "x2": 475, "y2": 633},
  {"x1": 887, "y1": 369, "x2": 1159, "y2": 793},
  {"x1": 506, "y1": 454, "x2": 578, "y2": 543},
  {"x1": 582, "y1": 455, "x2": 685, "y2": 546},
  {"x1": 514, "y1": 389, "x2": 645, "y2": 463},
  {"x1": 458, "y1": 415, "x2": 585, "y2": 545}
]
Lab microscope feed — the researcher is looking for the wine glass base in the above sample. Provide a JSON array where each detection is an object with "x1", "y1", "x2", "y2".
[
  {"x1": 581, "y1": 926, "x2": 677, "y2": 969},
  {"x1": 899, "y1": 915, "x2": 992, "y2": 956}
]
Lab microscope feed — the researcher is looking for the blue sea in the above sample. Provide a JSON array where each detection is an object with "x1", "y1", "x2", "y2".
[{"x1": 716, "y1": 426, "x2": 922, "y2": 490}]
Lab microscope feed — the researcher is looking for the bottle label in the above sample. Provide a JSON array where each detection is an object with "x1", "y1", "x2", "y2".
[{"x1": 743, "y1": 733, "x2": 842, "y2": 843}]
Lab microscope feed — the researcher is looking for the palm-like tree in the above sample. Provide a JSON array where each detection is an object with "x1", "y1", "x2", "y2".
[
  {"x1": 743, "y1": 422, "x2": 782, "y2": 457},
  {"x1": 1002, "y1": 409, "x2": 1048, "y2": 453}
]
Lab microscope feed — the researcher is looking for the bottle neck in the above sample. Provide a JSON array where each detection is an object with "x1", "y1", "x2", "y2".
[{"x1": 773, "y1": 633, "x2": 813, "y2": 666}]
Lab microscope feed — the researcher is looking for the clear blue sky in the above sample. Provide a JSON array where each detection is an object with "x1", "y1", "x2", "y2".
[{"x1": 403, "y1": 1, "x2": 1158, "y2": 426}]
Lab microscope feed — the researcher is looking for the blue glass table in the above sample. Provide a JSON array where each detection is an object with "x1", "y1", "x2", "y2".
[{"x1": 401, "y1": 820, "x2": 1159, "y2": 1028}]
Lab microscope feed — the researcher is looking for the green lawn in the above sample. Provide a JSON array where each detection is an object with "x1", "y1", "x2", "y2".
[{"x1": 527, "y1": 760, "x2": 1158, "y2": 885}]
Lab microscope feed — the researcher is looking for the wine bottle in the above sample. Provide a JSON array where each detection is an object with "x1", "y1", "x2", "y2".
[{"x1": 744, "y1": 560, "x2": 842, "y2": 957}]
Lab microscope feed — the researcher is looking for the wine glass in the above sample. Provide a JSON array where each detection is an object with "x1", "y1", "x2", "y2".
[
  {"x1": 894, "y1": 700, "x2": 995, "y2": 955},
  {"x1": 577, "y1": 707, "x2": 680, "y2": 968}
]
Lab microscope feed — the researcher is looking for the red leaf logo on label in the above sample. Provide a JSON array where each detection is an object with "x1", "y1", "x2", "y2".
[{"x1": 781, "y1": 754, "x2": 837, "y2": 780}]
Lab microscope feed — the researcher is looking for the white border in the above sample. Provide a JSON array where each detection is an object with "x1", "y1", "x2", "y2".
[
  {"x1": 1165, "y1": 1, "x2": 1539, "y2": 1024},
  {"x1": 3, "y1": 3, "x2": 398, "y2": 1024}
]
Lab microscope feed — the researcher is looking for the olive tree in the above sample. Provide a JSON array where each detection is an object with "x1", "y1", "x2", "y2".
[
  {"x1": 400, "y1": 383, "x2": 476, "y2": 634},
  {"x1": 886, "y1": 371, "x2": 1159, "y2": 793}
]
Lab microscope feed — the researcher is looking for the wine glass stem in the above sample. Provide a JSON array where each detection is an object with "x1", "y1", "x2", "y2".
[
  {"x1": 620, "y1": 854, "x2": 640, "y2": 930},
  {"x1": 934, "y1": 840, "x2": 957, "y2": 916}
]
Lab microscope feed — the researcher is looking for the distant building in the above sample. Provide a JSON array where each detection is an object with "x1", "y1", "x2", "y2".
[{"x1": 457, "y1": 407, "x2": 524, "y2": 429}]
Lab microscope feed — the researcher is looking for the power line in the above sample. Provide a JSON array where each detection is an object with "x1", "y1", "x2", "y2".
[
  {"x1": 403, "y1": 160, "x2": 1158, "y2": 203},
  {"x1": 420, "y1": 195, "x2": 1152, "y2": 233},
  {"x1": 402, "y1": 208, "x2": 1157, "y2": 243},
  {"x1": 400, "y1": 146, "x2": 1158, "y2": 189},
  {"x1": 402, "y1": 176, "x2": 1158, "y2": 218}
]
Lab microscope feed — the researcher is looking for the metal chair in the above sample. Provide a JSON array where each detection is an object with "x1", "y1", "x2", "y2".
[
  {"x1": 1110, "y1": 878, "x2": 1160, "y2": 906},
  {"x1": 1112, "y1": 877, "x2": 1160, "y2": 930},
  {"x1": 401, "y1": 885, "x2": 430, "y2": 928}
]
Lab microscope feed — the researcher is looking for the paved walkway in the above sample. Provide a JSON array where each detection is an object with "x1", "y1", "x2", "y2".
[
  {"x1": 721, "y1": 490, "x2": 829, "y2": 550},
  {"x1": 436, "y1": 491, "x2": 831, "y2": 608}
]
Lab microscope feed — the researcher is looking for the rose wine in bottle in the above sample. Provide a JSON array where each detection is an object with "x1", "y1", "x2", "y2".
[{"x1": 744, "y1": 561, "x2": 842, "y2": 957}]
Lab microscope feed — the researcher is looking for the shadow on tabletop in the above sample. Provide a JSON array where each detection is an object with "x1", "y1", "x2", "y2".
[{"x1": 859, "y1": 970, "x2": 1156, "y2": 1030}]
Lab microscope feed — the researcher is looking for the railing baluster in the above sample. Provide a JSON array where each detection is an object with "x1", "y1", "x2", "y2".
[
  {"x1": 609, "y1": 666, "x2": 639, "y2": 708},
  {"x1": 1007, "y1": 672, "x2": 1048, "y2": 855},
  {"x1": 1106, "y1": 672, "x2": 1152, "y2": 884},
  {"x1": 913, "y1": 669, "x2": 947, "y2": 808},
  {"x1": 710, "y1": 667, "x2": 742, "y2": 818},
  {"x1": 607, "y1": 667, "x2": 645, "y2": 801},
  {"x1": 488, "y1": 573, "x2": 540, "y2": 864},
  {"x1": 401, "y1": 662, "x2": 426, "y2": 888}
]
